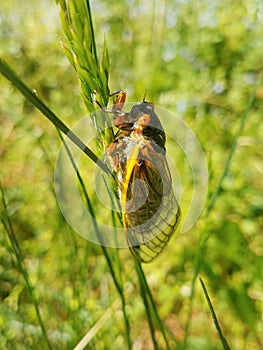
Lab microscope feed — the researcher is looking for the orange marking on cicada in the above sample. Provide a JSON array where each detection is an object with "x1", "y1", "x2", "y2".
[
  {"x1": 138, "y1": 113, "x2": 151, "y2": 126},
  {"x1": 134, "y1": 113, "x2": 151, "y2": 134}
]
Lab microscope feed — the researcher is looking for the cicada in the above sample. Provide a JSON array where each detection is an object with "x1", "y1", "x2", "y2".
[{"x1": 105, "y1": 91, "x2": 181, "y2": 263}]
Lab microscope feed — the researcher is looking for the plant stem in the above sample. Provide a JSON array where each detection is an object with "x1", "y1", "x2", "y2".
[
  {"x1": 59, "y1": 133, "x2": 132, "y2": 350},
  {"x1": 199, "y1": 278, "x2": 231, "y2": 350},
  {"x1": 0, "y1": 57, "x2": 109, "y2": 175}
]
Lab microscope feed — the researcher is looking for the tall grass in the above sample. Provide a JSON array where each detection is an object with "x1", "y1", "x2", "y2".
[
  {"x1": 0, "y1": 183, "x2": 52, "y2": 350},
  {"x1": 182, "y1": 71, "x2": 262, "y2": 350},
  {"x1": 0, "y1": 0, "x2": 176, "y2": 348},
  {"x1": 1, "y1": 0, "x2": 262, "y2": 349},
  {"x1": 56, "y1": 1, "x2": 180, "y2": 348}
]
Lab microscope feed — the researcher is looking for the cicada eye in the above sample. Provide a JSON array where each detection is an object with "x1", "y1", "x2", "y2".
[{"x1": 138, "y1": 113, "x2": 151, "y2": 126}]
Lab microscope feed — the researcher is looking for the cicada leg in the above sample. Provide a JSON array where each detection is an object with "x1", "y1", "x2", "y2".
[
  {"x1": 105, "y1": 141, "x2": 119, "y2": 172},
  {"x1": 109, "y1": 90, "x2": 127, "y2": 113}
]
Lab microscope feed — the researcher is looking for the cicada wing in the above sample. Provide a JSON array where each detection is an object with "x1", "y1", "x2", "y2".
[
  {"x1": 122, "y1": 142, "x2": 181, "y2": 263},
  {"x1": 128, "y1": 191, "x2": 181, "y2": 263}
]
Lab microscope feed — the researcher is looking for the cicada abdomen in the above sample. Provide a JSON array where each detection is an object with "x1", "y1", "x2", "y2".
[{"x1": 106, "y1": 91, "x2": 181, "y2": 263}]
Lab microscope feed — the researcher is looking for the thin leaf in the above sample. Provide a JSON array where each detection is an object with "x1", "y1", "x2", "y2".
[
  {"x1": 183, "y1": 72, "x2": 263, "y2": 349},
  {"x1": 0, "y1": 183, "x2": 53, "y2": 350},
  {"x1": 0, "y1": 57, "x2": 109, "y2": 174},
  {"x1": 199, "y1": 278, "x2": 231, "y2": 350},
  {"x1": 58, "y1": 131, "x2": 132, "y2": 350}
]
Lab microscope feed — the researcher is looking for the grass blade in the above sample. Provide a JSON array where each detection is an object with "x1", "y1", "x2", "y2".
[
  {"x1": 199, "y1": 278, "x2": 231, "y2": 350},
  {"x1": 56, "y1": 0, "x2": 110, "y2": 111},
  {"x1": 57, "y1": 132, "x2": 132, "y2": 350},
  {"x1": 135, "y1": 261, "x2": 159, "y2": 350},
  {"x1": 73, "y1": 300, "x2": 121, "y2": 350},
  {"x1": 0, "y1": 57, "x2": 109, "y2": 174},
  {"x1": 183, "y1": 73, "x2": 263, "y2": 349},
  {"x1": 135, "y1": 260, "x2": 173, "y2": 349},
  {"x1": 0, "y1": 183, "x2": 53, "y2": 350}
]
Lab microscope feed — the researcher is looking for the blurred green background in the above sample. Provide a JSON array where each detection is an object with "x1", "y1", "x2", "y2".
[{"x1": 1, "y1": 0, "x2": 263, "y2": 349}]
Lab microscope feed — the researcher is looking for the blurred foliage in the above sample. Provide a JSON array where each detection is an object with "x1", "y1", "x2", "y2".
[{"x1": 0, "y1": 0, "x2": 263, "y2": 349}]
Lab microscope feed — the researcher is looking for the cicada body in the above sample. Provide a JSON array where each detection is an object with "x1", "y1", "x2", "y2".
[{"x1": 105, "y1": 91, "x2": 180, "y2": 263}]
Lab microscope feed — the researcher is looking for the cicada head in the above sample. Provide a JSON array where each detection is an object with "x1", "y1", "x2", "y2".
[{"x1": 130, "y1": 102, "x2": 166, "y2": 152}]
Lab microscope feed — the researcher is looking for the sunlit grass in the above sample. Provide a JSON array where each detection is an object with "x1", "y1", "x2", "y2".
[{"x1": 1, "y1": 0, "x2": 263, "y2": 349}]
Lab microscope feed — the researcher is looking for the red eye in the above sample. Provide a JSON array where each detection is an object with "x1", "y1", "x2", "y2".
[{"x1": 138, "y1": 113, "x2": 150, "y2": 126}]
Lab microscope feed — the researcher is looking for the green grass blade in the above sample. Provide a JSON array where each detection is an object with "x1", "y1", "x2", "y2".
[
  {"x1": 204, "y1": 77, "x2": 263, "y2": 217},
  {"x1": 56, "y1": 0, "x2": 110, "y2": 111},
  {"x1": 84, "y1": 0, "x2": 98, "y2": 65},
  {"x1": 135, "y1": 260, "x2": 173, "y2": 349},
  {"x1": 0, "y1": 57, "x2": 109, "y2": 174},
  {"x1": 57, "y1": 132, "x2": 132, "y2": 350},
  {"x1": 135, "y1": 261, "x2": 159, "y2": 350},
  {"x1": 73, "y1": 300, "x2": 121, "y2": 350},
  {"x1": 0, "y1": 184, "x2": 53, "y2": 350},
  {"x1": 183, "y1": 73, "x2": 263, "y2": 349},
  {"x1": 199, "y1": 278, "x2": 231, "y2": 350}
]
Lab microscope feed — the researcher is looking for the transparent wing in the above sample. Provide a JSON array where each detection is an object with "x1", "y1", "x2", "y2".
[{"x1": 121, "y1": 141, "x2": 181, "y2": 263}]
